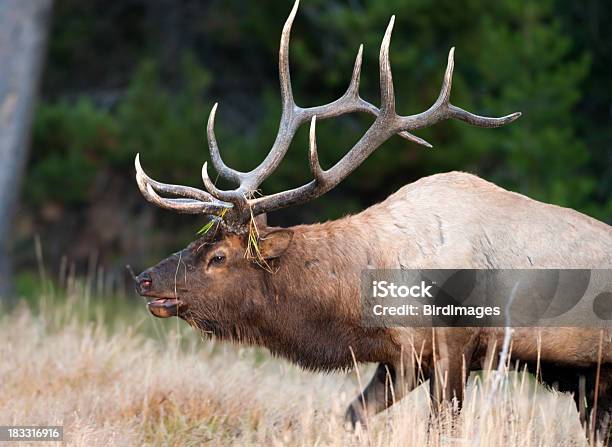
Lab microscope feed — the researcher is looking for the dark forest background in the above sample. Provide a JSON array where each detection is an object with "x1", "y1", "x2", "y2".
[{"x1": 9, "y1": 0, "x2": 612, "y2": 297}]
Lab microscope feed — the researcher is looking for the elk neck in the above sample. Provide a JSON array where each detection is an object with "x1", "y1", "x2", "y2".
[{"x1": 253, "y1": 214, "x2": 402, "y2": 372}]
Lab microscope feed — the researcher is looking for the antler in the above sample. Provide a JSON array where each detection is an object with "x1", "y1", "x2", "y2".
[
  {"x1": 135, "y1": 154, "x2": 232, "y2": 214},
  {"x1": 200, "y1": 1, "x2": 427, "y2": 211},
  {"x1": 135, "y1": 0, "x2": 520, "y2": 227}
]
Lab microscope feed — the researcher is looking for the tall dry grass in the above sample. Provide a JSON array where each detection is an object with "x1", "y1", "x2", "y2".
[{"x1": 0, "y1": 292, "x2": 600, "y2": 446}]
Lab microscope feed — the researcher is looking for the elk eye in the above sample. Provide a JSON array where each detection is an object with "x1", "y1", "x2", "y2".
[{"x1": 209, "y1": 254, "x2": 226, "y2": 266}]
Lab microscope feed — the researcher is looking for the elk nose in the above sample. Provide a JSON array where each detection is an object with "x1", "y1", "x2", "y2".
[{"x1": 135, "y1": 273, "x2": 153, "y2": 295}]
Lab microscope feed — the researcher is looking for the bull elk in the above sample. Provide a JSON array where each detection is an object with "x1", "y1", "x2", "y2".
[{"x1": 133, "y1": 0, "x2": 612, "y2": 440}]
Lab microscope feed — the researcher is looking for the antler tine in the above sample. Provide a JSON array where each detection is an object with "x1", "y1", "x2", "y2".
[
  {"x1": 200, "y1": 161, "x2": 250, "y2": 208},
  {"x1": 448, "y1": 105, "x2": 521, "y2": 127},
  {"x1": 201, "y1": 162, "x2": 237, "y2": 202},
  {"x1": 143, "y1": 184, "x2": 224, "y2": 214},
  {"x1": 135, "y1": 154, "x2": 232, "y2": 214},
  {"x1": 437, "y1": 47, "x2": 455, "y2": 106},
  {"x1": 347, "y1": 39, "x2": 431, "y2": 146},
  {"x1": 398, "y1": 47, "x2": 522, "y2": 131},
  {"x1": 297, "y1": 44, "x2": 372, "y2": 120},
  {"x1": 279, "y1": 0, "x2": 300, "y2": 109},
  {"x1": 206, "y1": 103, "x2": 242, "y2": 184},
  {"x1": 136, "y1": 154, "x2": 213, "y2": 202},
  {"x1": 308, "y1": 116, "x2": 325, "y2": 184},
  {"x1": 379, "y1": 16, "x2": 396, "y2": 116},
  {"x1": 345, "y1": 44, "x2": 364, "y2": 98}
]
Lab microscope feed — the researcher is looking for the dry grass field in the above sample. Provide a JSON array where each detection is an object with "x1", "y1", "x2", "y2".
[{"x1": 0, "y1": 290, "x2": 603, "y2": 446}]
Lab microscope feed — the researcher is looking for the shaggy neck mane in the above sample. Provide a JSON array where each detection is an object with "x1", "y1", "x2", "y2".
[{"x1": 254, "y1": 214, "x2": 399, "y2": 372}]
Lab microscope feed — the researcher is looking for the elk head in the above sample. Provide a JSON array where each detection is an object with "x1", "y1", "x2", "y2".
[
  {"x1": 134, "y1": 218, "x2": 292, "y2": 330},
  {"x1": 133, "y1": 0, "x2": 520, "y2": 324}
]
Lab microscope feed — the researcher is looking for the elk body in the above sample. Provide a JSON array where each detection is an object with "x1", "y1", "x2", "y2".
[{"x1": 133, "y1": 1, "x2": 612, "y2": 441}]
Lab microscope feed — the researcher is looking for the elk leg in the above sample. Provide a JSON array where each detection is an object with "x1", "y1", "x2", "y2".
[
  {"x1": 345, "y1": 362, "x2": 414, "y2": 428},
  {"x1": 429, "y1": 355, "x2": 466, "y2": 411},
  {"x1": 429, "y1": 329, "x2": 476, "y2": 411}
]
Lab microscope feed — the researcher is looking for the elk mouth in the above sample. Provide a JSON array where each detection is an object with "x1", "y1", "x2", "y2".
[{"x1": 147, "y1": 297, "x2": 184, "y2": 318}]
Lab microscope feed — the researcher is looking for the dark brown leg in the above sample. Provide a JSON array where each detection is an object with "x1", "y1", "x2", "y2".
[
  {"x1": 345, "y1": 360, "x2": 420, "y2": 428},
  {"x1": 429, "y1": 329, "x2": 476, "y2": 411}
]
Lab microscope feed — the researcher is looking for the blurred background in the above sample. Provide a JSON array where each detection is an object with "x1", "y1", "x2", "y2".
[{"x1": 1, "y1": 0, "x2": 611, "y2": 302}]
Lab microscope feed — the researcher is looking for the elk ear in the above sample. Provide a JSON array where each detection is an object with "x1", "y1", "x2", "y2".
[{"x1": 258, "y1": 229, "x2": 293, "y2": 259}]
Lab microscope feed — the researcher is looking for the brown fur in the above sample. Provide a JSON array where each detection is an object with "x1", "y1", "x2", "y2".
[{"x1": 137, "y1": 172, "x2": 612, "y2": 438}]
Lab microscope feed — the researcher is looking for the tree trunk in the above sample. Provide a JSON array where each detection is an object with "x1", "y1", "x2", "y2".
[{"x1": 0, "y1": 0, "x2": 53, "y2": 300}]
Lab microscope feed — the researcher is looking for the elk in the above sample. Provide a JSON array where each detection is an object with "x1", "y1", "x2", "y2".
[{"x1": 133, "y1": 0, "x2": 612, "y2": 440}]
